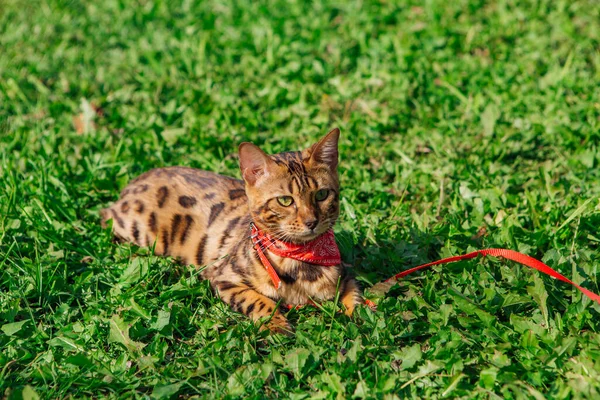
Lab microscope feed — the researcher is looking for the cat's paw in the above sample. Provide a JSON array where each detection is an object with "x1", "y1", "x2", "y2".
[
  {"x1": 265, "y1": 314, "x2": 294, "y2": 336},
  {"x1": 340, "y1": 278, "x2": 363, "y2": 317},
  {"x1": 344, "y1": 299, "x2": 376, "y2": 317},
  {"x1": 343, "y1": 295, "x2": 365, "y2": 317}
]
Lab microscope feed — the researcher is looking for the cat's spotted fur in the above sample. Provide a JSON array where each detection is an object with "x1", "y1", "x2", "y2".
[{"x1": 101, "y1": 128, "x2": 362, "y2": 333}]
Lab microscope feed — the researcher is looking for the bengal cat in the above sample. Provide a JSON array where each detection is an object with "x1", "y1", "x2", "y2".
[{"x1": 101, "y1": 128, "x2": 363, "y2": 334}]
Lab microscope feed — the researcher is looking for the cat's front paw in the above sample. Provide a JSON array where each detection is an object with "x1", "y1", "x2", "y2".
[
  {"x1": 264, "y1": 314, "x2": 294, "y2": 336},
  {"x1": 340, "y1": 278, "x2": 364, "y2": 317},
  {"x1": 343, "y1": 297, "x2": 364, "y2": 316}
]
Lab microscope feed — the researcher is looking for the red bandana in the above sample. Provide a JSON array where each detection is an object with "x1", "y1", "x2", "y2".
[{"x1": 250, "y1": 223, "x2": 341, "y2": 289}]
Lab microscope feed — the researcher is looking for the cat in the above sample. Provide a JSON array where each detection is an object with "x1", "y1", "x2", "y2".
[{"x1": 101, "y1": 128, "x2": 363, "y2": 334}]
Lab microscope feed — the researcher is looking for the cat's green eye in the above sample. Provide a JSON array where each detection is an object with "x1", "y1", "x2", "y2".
[
  {"x1": 277, "y1": 196, "x2": 294, "y2": 207},
  {"x1": 315, "y1": 189, "x2": 329, "y2": 201}
]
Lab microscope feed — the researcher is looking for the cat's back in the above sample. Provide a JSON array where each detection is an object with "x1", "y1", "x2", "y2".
[
  {"x1": 101, "y1": 167, "x2": 251, "y2": 265},
  {"x1": 124, "y1": 166, "x2": 245, "y2": 198}
]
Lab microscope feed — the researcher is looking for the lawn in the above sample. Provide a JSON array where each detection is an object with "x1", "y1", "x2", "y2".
[{"x1": 1, "y1": 0, "x2": 600, "y2": 398}]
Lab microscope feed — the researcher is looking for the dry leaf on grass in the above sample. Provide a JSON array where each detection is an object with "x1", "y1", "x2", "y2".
[{"x1": 73, "y1": 98, "x2": 98, "y2": 134}]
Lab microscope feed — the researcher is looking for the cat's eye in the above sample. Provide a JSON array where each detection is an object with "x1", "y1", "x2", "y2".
[
  {"x1": 315, "y1": 189, "x2": 329, "y2": 201},
  {"x1": 277, "y1": 196, "x2": 294, "y2": 207}
]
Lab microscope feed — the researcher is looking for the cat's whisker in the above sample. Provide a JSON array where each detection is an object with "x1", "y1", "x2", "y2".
[
  {"x1": 260, "y1": 233, "x2": 289, "y2": 251},
  {"x1": 256, "y1": 230, "x2": 299, "y2": 252}
]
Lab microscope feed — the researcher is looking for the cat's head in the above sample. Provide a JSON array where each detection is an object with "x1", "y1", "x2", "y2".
[{"x1": 239, "y1": 128, "x2": 340, "y2": 243}]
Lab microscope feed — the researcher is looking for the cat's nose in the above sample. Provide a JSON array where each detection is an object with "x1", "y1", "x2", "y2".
[{"x1": 304, "y1": 219, "x2": 318, "y2": 231}]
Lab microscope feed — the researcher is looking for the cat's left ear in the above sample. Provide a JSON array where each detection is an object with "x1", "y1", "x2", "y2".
[{"x1": 308, "y1": 128, "x2": 340, "y2": 170}]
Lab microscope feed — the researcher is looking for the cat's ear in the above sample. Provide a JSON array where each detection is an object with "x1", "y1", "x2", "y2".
[
  {"x1": 239, "y1": 142, "x2": 272, "y2": 185},
  {"x1": 308, "y1": 128, "x2": 340, "y2": 170}
]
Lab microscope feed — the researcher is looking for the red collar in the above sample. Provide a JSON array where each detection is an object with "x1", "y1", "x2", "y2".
[{"x1": 250, "y1": 223, "x2": 341, "y2": 289}]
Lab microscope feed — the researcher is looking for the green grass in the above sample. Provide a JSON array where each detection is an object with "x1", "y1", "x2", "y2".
[{"x1": 1, "y1": 0, "x2": 600, "y2": 398}]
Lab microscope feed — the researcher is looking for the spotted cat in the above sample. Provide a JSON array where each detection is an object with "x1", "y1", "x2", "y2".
[{"x1": 101, "y1": 128, "x2": 362, "y2": 333}]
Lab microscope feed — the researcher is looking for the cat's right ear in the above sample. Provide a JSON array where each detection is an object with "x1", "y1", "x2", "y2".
[{"x1": 239, "y1": 142, "x2": 272, "y2": 185}]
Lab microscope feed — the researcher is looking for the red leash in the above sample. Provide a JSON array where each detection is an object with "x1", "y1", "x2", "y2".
[{"x1": 366, "y1": 248, "x2": 600, "y2": 307}]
